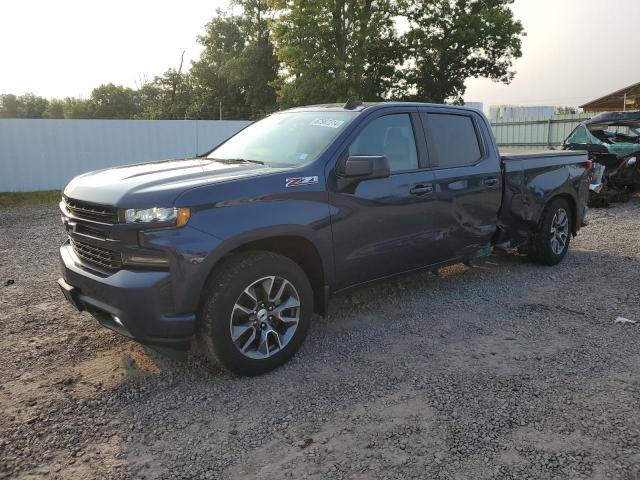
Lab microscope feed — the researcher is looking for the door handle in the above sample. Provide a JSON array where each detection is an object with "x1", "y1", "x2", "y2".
[
  {"x1": 410, "y1": 184, "x2": 433, "y2": 196},
  {"x1": 483, "y1": 177, "x2": 499, "y2": 186}
]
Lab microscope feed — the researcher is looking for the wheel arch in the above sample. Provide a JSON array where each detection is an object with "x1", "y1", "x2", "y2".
[
  {"x1": 547, "y1": 193, "x2": 578, "y2": 235},
  {"x1": 199, "y1": 234, "x2": 330, "y2": 317}
]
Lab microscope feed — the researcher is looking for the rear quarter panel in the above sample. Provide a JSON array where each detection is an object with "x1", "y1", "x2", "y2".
[{"x1": 500, "y1": 152, "x2": 589, "y2": 244}]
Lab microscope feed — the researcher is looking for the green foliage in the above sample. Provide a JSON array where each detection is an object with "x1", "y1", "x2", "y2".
[
  {"x1": 43, "y1": 99, "x2": 65, "y2": 119},
  {"x1": 272, "y1": 0, "x2": 400, "y2": 107},
  {"x1": 16, "y1": 93, "x2": 50, "y2": 118},
  {"x1": 61, "y1": 98, "x2": 93, "y2": 119},
  {"x1": 137, "y1": 66, "x2": 193, "y2": 120},
  {"x1": 0, "y1": 93, "x2": 50, "y2": 118},
  {"x1": 89, "y1": 83, "x2": 140, "y2": 119},
  {"x1": 399, "y1": 0, "x2": 524, "y2": 103},
  {"x1": 190, "y1": 2, "x2": 278, "y2": 119},
  {"x1": 0, "y1": 190, "x2": 61, "y2": 208},
  {"x1": 556, "y1": 106, "x2": 578, "y2": 115},
  {"x1": 227, "y1": 0, "x2": 278, "y2": 116},
  {"x1": 190, "y1": 13, "x2": 247, "y2": 119},
  {"x1": 0, "y1": 94, "x2": 19, "y2": 118}
]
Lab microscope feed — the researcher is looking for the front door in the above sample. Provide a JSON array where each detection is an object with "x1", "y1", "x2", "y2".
[{"x1": 328, "y1": 109, "x2": 449, "y2": 291}]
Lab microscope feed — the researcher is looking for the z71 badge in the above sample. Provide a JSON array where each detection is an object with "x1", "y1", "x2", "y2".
[{"x1": 286, "y1": 176, "x2": 319, "y2": 187}]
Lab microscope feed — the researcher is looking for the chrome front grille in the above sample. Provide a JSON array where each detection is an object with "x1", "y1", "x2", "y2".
[
  {"x1": 75, "y1": 224, "x2": 109, "y2": 240},
  {"x1": 70, "y1": 238, "x2": 122, "y2": 272},
  {"x1": 64, "y1": 197, "x2": 118, "y2": 224}
]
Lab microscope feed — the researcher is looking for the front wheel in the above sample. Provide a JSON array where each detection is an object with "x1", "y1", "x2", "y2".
[
  {"x1": 532, "y1": 198, "x2": 572, "y2": 266},
  {"x1": 198, "y1": 251, "x2": 313, "y2": 376}
]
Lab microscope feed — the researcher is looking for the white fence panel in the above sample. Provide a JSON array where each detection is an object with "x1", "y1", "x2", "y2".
[
  {"x1": 0, "y1": 119, "x2": 251, "y2": 192},
  {"x1": 490, "y1": 113, "x2": 592, "y2": 150},
  {"x1": 1, "y1": 115, "x2": 600, "y2": 191}
]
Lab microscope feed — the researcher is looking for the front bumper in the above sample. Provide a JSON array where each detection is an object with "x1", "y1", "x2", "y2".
[{"x1": 58, "y1": 242, "x2": 196, "y2": 350}]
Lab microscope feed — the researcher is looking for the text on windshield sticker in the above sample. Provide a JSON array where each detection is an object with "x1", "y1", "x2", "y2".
[{"x1": 309, "y1": 118, "x2": 345, "y2": 129}]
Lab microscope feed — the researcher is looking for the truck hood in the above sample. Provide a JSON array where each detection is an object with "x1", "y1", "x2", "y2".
[{"x1": 63, "y1": 158, "x2": 284, "y2": 208}]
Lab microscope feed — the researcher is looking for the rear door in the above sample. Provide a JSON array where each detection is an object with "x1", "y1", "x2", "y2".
[
  {"x1": 328, "y1": 108, "x2": 449, "y2": 290},
  {"x1": 419, "y1": 108, "x2": 502, "y2": 260}
]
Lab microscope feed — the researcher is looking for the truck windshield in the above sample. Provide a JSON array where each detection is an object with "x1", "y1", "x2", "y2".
[{"x1": 207, "y1": 111, "x2": 357, "y2": 166}]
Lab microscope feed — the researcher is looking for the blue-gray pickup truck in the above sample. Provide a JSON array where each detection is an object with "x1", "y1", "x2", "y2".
[{"x1": 58, "y1": 101, "x2": 590, "y2": 375}]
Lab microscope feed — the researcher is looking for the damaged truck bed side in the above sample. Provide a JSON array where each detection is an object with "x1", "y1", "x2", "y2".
[
  {"x1": 496, "y1": 150, "x2": 590, "y2": 251},
  {"x1": 58, "y1": 102, "x2": 590, "y2": 375},
  {"x1": 563, "y1": 111, "x2": 640, "y2": 206}
]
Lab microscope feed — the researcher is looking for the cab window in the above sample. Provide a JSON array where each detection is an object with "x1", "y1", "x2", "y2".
[
  {"x1": 349, "y1": 114, "x2": 419, "y2": 172},
  {"x1": 427, "y1": 114, "x2": 482, "y2": 168}
]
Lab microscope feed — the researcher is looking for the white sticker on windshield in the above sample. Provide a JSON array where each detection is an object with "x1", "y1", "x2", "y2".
[{"x1": 309, "y1": 118, "x2": 345, "y2": 129}]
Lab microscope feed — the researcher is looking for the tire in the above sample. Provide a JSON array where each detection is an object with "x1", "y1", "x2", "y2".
[
  {"x1": 532, "y1": 198, "x2": 572, "y2": 266},
  {"x1": 197, "y1": 251, "x2": 313, "y2": 376}
]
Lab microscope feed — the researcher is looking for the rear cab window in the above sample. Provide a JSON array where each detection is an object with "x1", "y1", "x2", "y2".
[{"x1": 425, "y1": 113, "x2": 483, "y2": 168}]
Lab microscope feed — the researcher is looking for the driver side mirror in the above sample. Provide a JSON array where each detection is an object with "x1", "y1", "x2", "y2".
[{"x1": 336, "y1": 155, "x2": 390, "y2": 180}]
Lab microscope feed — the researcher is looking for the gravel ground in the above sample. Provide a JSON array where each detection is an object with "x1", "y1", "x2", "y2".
[{"x1": 1, "y1": 199, "x2": 640, "y2": 480}]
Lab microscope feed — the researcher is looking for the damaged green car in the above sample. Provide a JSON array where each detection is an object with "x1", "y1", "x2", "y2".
[{"x1": 564, "y1": 111, "x2": 640, "y2": 206}]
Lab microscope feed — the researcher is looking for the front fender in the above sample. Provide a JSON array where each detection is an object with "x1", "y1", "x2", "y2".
[{"x1": 153, "y1": 179, "x2": 334, "y2": 313}]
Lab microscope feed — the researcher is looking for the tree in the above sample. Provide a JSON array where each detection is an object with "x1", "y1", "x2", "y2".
[
  {"x1": 62, "y1": 98, "x2": 93, "y2": 119},
  {"x1": 43, "y1": 99, "x2": 65, "y2": 118},
  {"x1": 225, "y1": 0, "x2": 278, "y2": 117},
  {"x1": 89, "y1": 83, "x2": 140, "y2": 119},
  {"x1": 0, "y1": 93, "x2": 49, "y2": 118},
  {"x1": 137, "y1": 55, "x2": 194, "y2": 120},
  {"x1": 16, "y1": 93, "x2": 50, "y2": 118},
  {"x1": 190, "y1": 3, "x2": 278, "y2": 120},
  {"x1": 0, "y1": 94, "x2": 18, "y2": 118},
  {"x1": 555, "y1": 106, "x2": 578, "y2": 115},
  {"x1": 271, "y1": 0, "x2": 400, "y2": 107},
  {"x1": 189, "y1": 14, "x2": 248, "y2": 119},
  {"x1": 137, "y1": 71, "x2": 193, "y2": 120},
  {"x1": 399, "y1": 0, "x2": 524, "y2": 103}
]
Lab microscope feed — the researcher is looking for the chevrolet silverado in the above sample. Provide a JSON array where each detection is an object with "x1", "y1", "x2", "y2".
[{"x1": 58, "y1": 101, "x2": 590, "y2": 375}]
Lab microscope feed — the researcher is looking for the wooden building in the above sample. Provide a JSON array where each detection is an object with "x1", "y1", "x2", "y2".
[{"x1": 580, "y1": 82, "x2": 640, "y2": 113}]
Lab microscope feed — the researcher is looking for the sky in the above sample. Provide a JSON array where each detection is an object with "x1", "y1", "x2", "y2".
[
  {"x1": 464, "y1": 0, "x2": 640, "y2": 107},
  {"x1": 1, "y1": 0, "x2": 639, "y2": 108},
  {"x1": 0, "y1": 0, "x2": 228, "y2": 98}
]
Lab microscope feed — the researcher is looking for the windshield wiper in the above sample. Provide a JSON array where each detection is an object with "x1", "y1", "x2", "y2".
[{"x1": 210, "y1": 157, "x2": 265, "y2": 166}]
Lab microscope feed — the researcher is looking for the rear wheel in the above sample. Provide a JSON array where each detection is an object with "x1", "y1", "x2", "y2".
[
  {"x1": 532, "y1": 198, "x2": 572, "y2": 265},
  {"x1": 198, "y1": 251, "x2": 313, "y2": 376}
]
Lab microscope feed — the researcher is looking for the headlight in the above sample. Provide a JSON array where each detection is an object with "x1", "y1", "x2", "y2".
[{"x1": 124, "y1": 207, "x2": 190, "y2": 227}]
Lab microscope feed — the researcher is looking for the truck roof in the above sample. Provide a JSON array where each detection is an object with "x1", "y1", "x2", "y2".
[{"x1": 284, "y1": 101, "x2": 482, "y2": 115}]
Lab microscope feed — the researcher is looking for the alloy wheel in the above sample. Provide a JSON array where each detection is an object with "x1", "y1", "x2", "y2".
[
  {"x1": 550, "y1": 208, "x2": 569, "y2": 255},
  {"x1": 229, "y1": 276, "x2": 301, "y2": 359}
]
